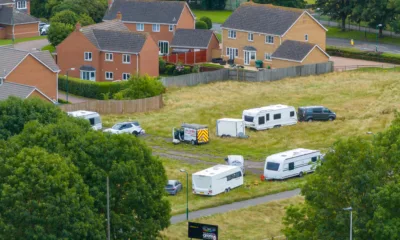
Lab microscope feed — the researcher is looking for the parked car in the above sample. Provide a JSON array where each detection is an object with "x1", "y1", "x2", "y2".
[
  {"x1": 103, "y1": 121, "x2": 145, "y2": 135},
  {"x1": 39, "y1": 22, "x2": 47, "y2": 31},
  {"x1": 298, "y1": 106, "x2": 336, "y2": 122},
  {"x1": 165, "y1": 180, "x2": 182, "y2": 195},
  {"x1": 40, "y1": 24, "x2": 50, "y2": 35}
]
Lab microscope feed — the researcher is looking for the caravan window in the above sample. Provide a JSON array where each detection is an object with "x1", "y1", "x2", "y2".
[
  {"x1": 258, "y1": 116, "x2": 265, "y2": 125},
  {"x1": 244, "y1": 116, "x2": 254, "y2": 122},
  {"x1": 273, "y1": 113, "x2": 281, "y2": 120},
  {"x1": 290, "y1": 111, "x2": 295, "y2": 117},
  {"x1": 311, "y1": 156, "x2": 317, "y2": 162},
  {"x1": 266, "y1": 162, "x2": 280, "y2": 171},
  {"x1": 266, "y1": 114, "x2": 270, "y2": 121},
  {"x1": 89, "y1": 118, "x2": 95, "y2": 126},
  {"x1": 235, "y1": 171, "x2": 242, "y2": 178},
  {"x1": 289, "y1": 162, "x2": 295, "y2": 170}
]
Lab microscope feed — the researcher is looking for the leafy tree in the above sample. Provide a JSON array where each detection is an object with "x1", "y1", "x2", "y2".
[
  {"x1": 253, "y1": 0, "x2": 306, "y2": 8},
  {"x1": 0, "y1": 147, "x2": 105, "y2": 239},
  {"x1": 200, "y1": 16, "x2": 212, "y2": 29},
  {"x1": 47, "y1": 22, "x2": 74, "y2": 46},
  {"x1": 113, "y1": 75, "x2": 165, "y2": 100},
  {"x1": 31, "y1": 0, "x2": 49, "y2": 18},
  {"x1": 195, "y1": 20, "x2": 208, "y2": 29},
  {"x1": 316, "y1": 0, "x2": 354, "y2": 31},
  {"x1": 50, "y1": 9, "x2": 79, "y2": 25},
  {"x1": 361, "y1": 0, "x2": 397, "y2": 37},
  {"x1": 79, "y1": 13, "x2": 95, "y2": 26}
]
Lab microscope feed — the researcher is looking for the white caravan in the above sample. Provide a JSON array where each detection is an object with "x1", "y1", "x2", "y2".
[
  {"x1": 224, "y1": 155, "x2": 245, "y2": 174},
  {"x1": 68, "y1": 110, "x2": 102, "y2": 130},
  {"x1": 216, "y1": 118, "x2": 246, "y2": 138},
  {"x1": 263, "y1": 148, "x2": 322, "y2": 180},
  {"x1": 242, "y1": 104, "x2": 297, "y2": 130},
  {"x1": 192, "y1": 165, "x2": 243, "y2": 196}
]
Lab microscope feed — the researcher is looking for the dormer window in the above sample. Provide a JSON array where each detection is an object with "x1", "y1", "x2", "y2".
[{"x1": 17, "y1": 1, "x2": 27, "y2": 9}]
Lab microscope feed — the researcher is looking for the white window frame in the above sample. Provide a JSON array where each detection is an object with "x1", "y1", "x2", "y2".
[
  {"x1": 122, "y1": 73, "x2": 131, "y2": 81},
  {"x1": 17, "y1": 1, "x2": 27, "y2": 9},
  {"x1": 159, "y1": 41, "x2": 169, "y2": 55},
  {"x1": 105, "y1": 53, "x2": 113, "y2": 62},
  {"x1": 226, "y1": 47, "x2": 238, "y2": 59},
  {"x1": 265, "y1": 53, "x2": 272, "y2": 61},
  {"x1": 136, "y1": 23, "x2": 144, "y2": 31},
  {"x1": 265, "y1": 35, "x2": 274, "y2": 44},
  {"x1": 305, "y1": 34, "x2": 309, "y2": 41},
  {"x1": 248, "y1": 32, "x2": 253, "y2": 42},
  {"x1": 105, "y1": 72, "x2": 114, "y2": 80},
  {"x1": 80, "y1": 71, "x2": 96, "y2": 81},
  {"x1": 122, "y1": 54, "x2": 131, "y2": 64},
  {"x1": 152, "y1": 24, "x2": 160, "y2": 32},
  {"x1": 169, "y1": 25, "x2": 174, "y2": 32},
  {"x1": 228, "y1": 30, "x2": 236, "y2": 39},
  {"x1": 84, "y1": 52, "x2": 92, "y2": 61}
]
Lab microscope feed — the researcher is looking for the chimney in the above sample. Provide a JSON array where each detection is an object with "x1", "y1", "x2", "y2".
[
  {"x1": 116, "y1": 11, "x2": 122, "y2": 21},
  {"x1": 108, "y1": 0, "x2": 114, "y2": 9},
  {"x1": 75, "y1": 22, "x2": 81, "y2": 31}
]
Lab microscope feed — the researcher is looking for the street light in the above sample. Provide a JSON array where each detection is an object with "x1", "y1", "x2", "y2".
[
  {"x1": 180, "y1": 169, "x2": 189, "y2": 221},
  {"x1": 376, "y1": 24, "x2": 383, "y2": 52},
  {"x1": 343, "y1": 207, "x2": 353, "y2": 240},
  {"x1": 65, "y1": 68, "x2": 75, "y2": 103}
]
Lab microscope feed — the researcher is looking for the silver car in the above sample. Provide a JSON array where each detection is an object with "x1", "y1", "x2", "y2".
[
  {"x1": 165, "y1": 180, "x2": 182, "y2": 195},
  {"x1": 103, "y1": 121, "x2": 145, "y2": 136}
]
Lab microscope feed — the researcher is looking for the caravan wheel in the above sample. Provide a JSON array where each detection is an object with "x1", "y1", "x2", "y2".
[
  {"x1": 299, "y1": 172, "x2": 304, "y2": 177},
  {"x1": 191, "y1": 140, "x2": 196, "y2": 145},
  {"x1": 225, "y1": 188, "x2": 230, "y2": 193}
]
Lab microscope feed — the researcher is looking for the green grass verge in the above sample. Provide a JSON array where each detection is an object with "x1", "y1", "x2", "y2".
[
  {"x1": 41, "y1": 44, "x2": 55, "y2": 53},
  {"x1": 327, "y1": 46, "x2": 400, "y2": 64},
  {"x1": 200, "y1": 63, "x2": 224, "y2": 69},
  {"x1": 327, "y1": 27, "x2": 400, "y2": 46},
  {"x1": 192, "y1": 10, "x2": 232, "y2": 24},
  {"x1": 0, "y1": 36, "x2": 47, "y2": 46}
]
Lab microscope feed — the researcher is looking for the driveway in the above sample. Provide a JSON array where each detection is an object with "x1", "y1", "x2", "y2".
[
  {"x1": 170, "y1": 189, "x2": 300, "y2": 224},
  {"x1": 327, "y1": 38, "x2": 400, "y2": 54},
  {"x1": 13, "y1": 39, "x2": 49, "y2": 51},
  {"x1": 58, "y1": 91, "x2": 91, "y2": 104}
]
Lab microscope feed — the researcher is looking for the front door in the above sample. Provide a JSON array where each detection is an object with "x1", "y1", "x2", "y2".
[{"x1": 244, "y1": 51, "x2": 256, "y2": 65}]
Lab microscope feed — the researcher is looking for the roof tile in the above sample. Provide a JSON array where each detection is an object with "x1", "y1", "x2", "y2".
[
  {"x1": 171, "y1": 29, "x2": 215, "y2": 48},
  {"x1": 272, "y1": 40, "x2": 316, "y2": 62}
]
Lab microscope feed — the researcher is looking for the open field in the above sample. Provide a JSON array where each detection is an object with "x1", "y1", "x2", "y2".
[
  {"x1": 103, "y1": 69, "x2": 399, "y2": 161},
  {"x1": 0, "y1": 36, "x2": 47, "y2": 46},
  {"x1": 192, "y1": 10, "x2": 232, "y2": 24},
  {"x1": 161, "y1": 196, "x2": 304, "y2": 240},
  {"x1": 161, "y1": 158, "x2": 305, "y2": 215}
]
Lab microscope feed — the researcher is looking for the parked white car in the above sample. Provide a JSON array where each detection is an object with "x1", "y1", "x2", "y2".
[{"x1": 103, "y1": 121, "x2": 145, "y2": 136}]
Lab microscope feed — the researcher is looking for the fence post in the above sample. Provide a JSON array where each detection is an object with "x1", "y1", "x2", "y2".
[
  {"x1": 194, "y1": 51, "x2": 196, "y2": 64},
  {"x1": 185, "y1": 52, "x2": 187, "y2": 65},
  {"x1": 176, "y1": 53, "x2": 178, "y2": 64}
]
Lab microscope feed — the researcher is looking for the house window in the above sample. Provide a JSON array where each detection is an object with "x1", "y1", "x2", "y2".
[
  {"x1": 265, "y1": 35, "x2": 274, "y2": 44},
  {"x1": 105, "y1": 53, "x2": 113, "y2": 62},
  {"x1": 152, "y1": 24, "x2": 160, "y2": 32},
  {"x1": 273, "y1": 113, "x2": 281, "y2": 120},
  {"x1": 105, "y1": 72, "x2": 113, "y2": 80},
  {"x1": 84, "y1": 52, "x2": 92, "y2": 61},
  {"x1": 136, "y1": 23, "x2": 144, "y2": 31},
  {"x1": 80, "y1": 71, "x2": 95, "y2": 81},
  {"x1": 250, "y1": 51, "x2": 256, "y2": 60},
  {"x1": 17, "y1": 1, "x2": 27, "y2": 9},
  {"x1": 248, "y1": 32, "x2": 253, "y2": 41},
  {"x1": 122, "y1": 73, "x2": 131, "y2": 80},
  {"x1": 122, "y1": 54, "x2": 131, "y2": 64},
  {"x1": 228, "y1": 30, "x2": 236, "y2": 39},
  {"x1": 159, "y1": 41, "x2": 169, "y2": 55},
  {"x1": 265, "y1": 53, "x2": 272, "y2": 61},
  {"x1": 305, "y1": 34, "x2": 309, "y2": 41},
  {"x1": 169, "y1": 25, "x2": 174, "y2": 32}
]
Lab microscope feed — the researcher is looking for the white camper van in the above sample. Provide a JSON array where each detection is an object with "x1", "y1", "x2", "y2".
[
  {"x1": 192, "y1": 165, "x2": 243, "y2": 196},
  {"x1": 242, "y1": 104, "x2": 297, "y2": 130},
  {"x1": 216, "y1": 118, "x2": 246, "y2": 138},
  {"x1": 68, "y1": 110, "x2": 102, "y2": 130},
  {"x1": 263, "y1": 148, "x2": 322, "y2": 180}
]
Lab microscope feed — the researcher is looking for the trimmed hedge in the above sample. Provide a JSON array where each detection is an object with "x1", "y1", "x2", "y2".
[
  {"x1": 327, "y1": 46, "x2": 400, "y2": 64},
  {"x1": 58, "y1": 75, "x2": 128, "y2": 100}
]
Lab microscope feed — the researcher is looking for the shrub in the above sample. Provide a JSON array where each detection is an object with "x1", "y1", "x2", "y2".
[
  {"x1": 47, "y1": 22, "x2": 74, "y2": 46},
  {"x1": 195, "y1": 21, "x2": 208, "y2": 29},
  {"x1": 50, "y1": 10, "x2": 78, "y2": 25},
  {"x1": 159, "y1": 57, "x2": 166, "y2": 74},
  {"x1": 78, "y1": 14, "x2": 95, "y2": 26},
  {"x1": 192, "y1": 65, "x2": 200, "y2": 73},
  {"x1": 200, "y1": 16, "x2": 212, "y2": 29},
  {"x1": 165, "y1": 64, "x2": 175, "y2": 75},
  {"x1": 326, "y1": 46, "x2": 400, "y2": 64},
  {"x1": 113, "y1": 75, "x2": 165, "y2": 100}
]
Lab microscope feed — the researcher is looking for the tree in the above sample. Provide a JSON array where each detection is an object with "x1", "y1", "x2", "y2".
[
  {"x1": 195, "y1": 20, "x2": 208, "y2": 29},
  {"x1": 316, "y1": 0, "x2": 354, "y2": 31},
  {"x1": 200, "y1": 16, "x2": 212, "y2": 29},
  {"x1": 79, "y1": 13, "x2": 95, "y2": 26},
  {"x1": 47, "y1": 22, "x2": 74, "y2": 46},
  {"x1": 0, "y1": 147, "x2": 105, "y2": 239},
  {"x1": 253, "y1": 0, "x2": 306, "y2": 8},
  {"x1": 50, "y1": 10, "x2": 79, "y2": 25},
  {"x1": 362, "y1": 0, "x2": 397, "y2": 37},
  {"x1": 113, "y1": 75, "x2": 165, "y2": 100},
  {"x1": 31, "y1": 0, "x2": 49, "y2": 18}
]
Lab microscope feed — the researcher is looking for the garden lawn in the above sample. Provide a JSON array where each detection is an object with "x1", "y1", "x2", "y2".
[
  {"x1": 161, "y1": 158, "x2": 306, "y2": 215},
  {"x1": 192, "y1": 10, "x2": 232, "y2": 24},
  {"x1": 327, "y1": 27, "x2": 400, "y2": 46},
  {"x1": 161, "y1": 196, "x2": 304, "y2": 239},
  {"x1": 103, "y1": 69, "x2": 399, "y2": 161},
  {"x1": 0, "y1": 36, "x2": 47, "y2": 46}
]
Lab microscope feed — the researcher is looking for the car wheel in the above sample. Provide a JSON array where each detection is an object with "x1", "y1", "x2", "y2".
[
  {"x1": 132, "y1": 131, "x2": 139, "y2": 136},
  {"x1": 299, "y1": 172, "x2": 304, "y2": 177},
  {"x1": 329, "y1": 117, "x2": 334, "y2": 121},
  {"x1": 308, "y1": 118, "x2": 313, "y2": 122}
]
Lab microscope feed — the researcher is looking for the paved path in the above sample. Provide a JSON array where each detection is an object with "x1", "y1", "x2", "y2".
[
  {"x1": 13, "y1": 39, "x2": 49, "y2": 51},
  {"x1": 58, "y1": 91, "x2": 91, "y2": 104},
  {"x1": 327, "y1": 37, "x2": 400, "y2": 54},
  {"x1": 170, "y1": 188, "x2": 301, "y2": 224}
]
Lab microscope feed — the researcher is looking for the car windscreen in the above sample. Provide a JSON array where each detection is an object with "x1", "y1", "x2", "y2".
[
  {"x1": 165, "y1": 184, "x2": 174, "y2": 189},
  {"x1": 112, "y1": 124, "x2": 123, "y2": 130},
  {"x1": 266, "y1": 162, "x2": 280, "y2": 171},
  {"x1": 132, "y1": 122, "x2": 139, "y2": 126},
  {"x1": 244, "y1": 115, "x2": 254, "y2": 122}
]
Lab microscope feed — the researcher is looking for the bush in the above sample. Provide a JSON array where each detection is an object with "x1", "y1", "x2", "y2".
[
  {"x1": 165, "y1": 64, "x2": 175, "y2": 75},
  {"x1": 50, "y1": 10, "x2": 79, "y2": 25},
  {"x1": 195, "y1": 21, "x2": 208, "y2": 29},
  {"x1": 58, "y1": 75, "x2": 128, "y2": 99},
  {"x1": 199, "y1": 16, "x2": 212, "y2": 29},
  {"x1": 113, "y1": 75, "x2": 165, "y2": 100},
  {"x1": 192, "y1": 65, "x2": 200, "y2": 73},
  {"x1": 41, "y1": 44, "x2": 56, "y2": 53},
  {"x1": 159, "y1": 57, "x2": 166, "y2": 74},
  {"x1": 47, "y1": 22, "x2": 74, "y2": 46},
  {"x1": 78, "y1": 14, "x2": 95, "y2": 26},
  {"x1": 327, "y1": 46, "x2": 400, "y2": 64}
]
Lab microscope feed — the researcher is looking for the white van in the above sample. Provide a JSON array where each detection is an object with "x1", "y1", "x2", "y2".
[
  {"x1": 192, "y1": 165, "x2": 243, "y2": 196},
  {"x1": 216, "y1": 118, "x2": 246, "y2": 138},
  {"x1": 242, "y1": 104, "x2": 297, "y2": 130},
  {"x1": 67, "y1": 110, "x2": 102, "y2": 130},
  {"x1": 263, "y1": 148, "x2": 322, "y2": 180}
]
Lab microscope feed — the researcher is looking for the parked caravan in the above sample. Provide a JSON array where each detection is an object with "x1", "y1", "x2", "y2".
[
  {"x1": 216, "y1": 118, "x2": 246, "y2": 138},
  {"x1": 192, "y1": 165, "x2": 243, "y2": 196},
  {"x1": 68, "y1": 110, "x2": 102, "y2": 130},
  {"x1": 224, "y1": 155, "x2": 245, "y2": 174},
  {"x1": 263, "y1": 148, "x2": 322, "y2": 180},
  {"x1": 242, "y1": 104, "x2": 297, "y2": 130}
]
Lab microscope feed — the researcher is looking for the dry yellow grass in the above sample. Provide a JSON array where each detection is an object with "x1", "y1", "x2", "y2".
[{"x1": 160, "y1": 196, "x2": 304, "y2": 240}]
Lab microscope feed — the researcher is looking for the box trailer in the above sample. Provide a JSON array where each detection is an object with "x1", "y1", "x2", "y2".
[
  {"x1": 192, "y1": 165, "x2": 243, "y2": 196},
  {"x1": 216, "y1": 118, "x2": 246, "y2": 138},
  {"x1": 68, "y1": 110, "x2": 102, "y2": 130},
  {"x1": 172, "y1": 123, "x2": 209, "y2": 145}
]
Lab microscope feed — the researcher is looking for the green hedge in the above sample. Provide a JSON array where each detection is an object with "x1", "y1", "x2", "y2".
[
  {"x1": 327, "y1": 46, "x2": 400, "y2": 64},
  {"x1": 58, "y1": 75, "x2": 128, "y2": 100}
]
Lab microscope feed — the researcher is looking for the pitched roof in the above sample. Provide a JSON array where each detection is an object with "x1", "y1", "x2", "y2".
[
  {"x1": 103, "y1": 0, "x2": 186, "y2": 24},
  {"x1": 171, "y1": 29, "x2": 216, "y2": 48},
  {"x1": 221, "y1": 3, "x2": 303, "y2": 36},
  {"x1": 272, "y1": 40, "x2": 327, "y2": 62},
  {"x1": 0, "y1": 47, "x2": 59, "y2": 78},
  {"x1": 0, "y1": 81, "x2": 35, "y2": 100},
  {"x1": 0, "y1": 7, "x2": 39, "y2": 25},
  {"x1": 81, "y1": 21, "x2": 147, "y2": 53},
  {"x1": 0, "y1": 0, "x2": 13, "y2": 5}
]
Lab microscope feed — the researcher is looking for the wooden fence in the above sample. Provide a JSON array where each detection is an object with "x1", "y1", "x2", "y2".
[
  {"x1": 59, "y1": 95, "x2": 163, "y2": 114},
  {"x1": 162, "y1": 50, "x2": 207, "y2": 65},
  {"x1": 161, "y1": 62, "x2": 334, "y2": 87}
]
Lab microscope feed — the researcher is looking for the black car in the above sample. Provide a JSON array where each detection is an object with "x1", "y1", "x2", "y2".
[{"x1": 298, "y1": 106, "x2": 336, "y2": 122}]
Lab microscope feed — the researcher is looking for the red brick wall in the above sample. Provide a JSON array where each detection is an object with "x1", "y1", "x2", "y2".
[
  {"x1": 139, "y1": 36, "x2": 159, "y2": 77},
  {"x1": 99, "y1": 52, "x2": 138, "y2": 81},
  {"x1": 176, "y1": 4, "x2": 195, "y2": 30},
  {"x1": 206, "y1": 34, "x2": 220, "y2": 62},
  {"x1": 125, "y1": 23, "x2": 174, "y2": 51},
  {"x1": 13, "y1": 23, "x2": 39, "y2": 39},
  {"x1": 29, "y1": 90, "x2": 52, "y2": 102},
  {"x1": 0, "y1": 27, "x2": 5, "y2": 39}
]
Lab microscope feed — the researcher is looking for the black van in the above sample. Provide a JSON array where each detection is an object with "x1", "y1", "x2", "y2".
[{"x1": 298, "y1": 106, "x2": 336, "y2": 122}]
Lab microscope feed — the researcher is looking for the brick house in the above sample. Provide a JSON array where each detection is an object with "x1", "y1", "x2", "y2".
[
  {"x1": 57, "y1": 20, "x2": 159, "y2": 81},
  {"x1": 0, "y1": 0, "x2": 39, "y2": 39},
  {"x1": 221, "y1": 2, "x2": 329, "y2": 68},
  {"x1": 103, "y1": 0, "x2": 195, "y2": 55},
  {"x1": 0, "y1": 46, "x2": 60, "y2": 103}
]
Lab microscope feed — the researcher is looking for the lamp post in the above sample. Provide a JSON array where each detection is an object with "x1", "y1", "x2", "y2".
[
  {"x1": 376, "y1": 24, "x2": 383, "y2": 52},
  {"x1": 180, "y1": 169, "x2": 189, "y2": 221},
  {"x1": 343, "y1": 207, "x2": 353, "y2": 240},
  {"x1": 65, "y1": 68, "x2": 75, "y2": 103},
  {"x1": 316, "y1": 8, "x2": 320, "y2": 22}
]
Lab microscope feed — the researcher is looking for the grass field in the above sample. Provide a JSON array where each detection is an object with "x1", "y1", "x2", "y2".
[
  {"x1": 161, "y1": 196, "x2": 304, "y2": 240},
  {"x1": 192, "y1": 10, "x2": 232, "y2": 24},
  {"x1": 103, "y1": 69, "x2": 398, "y2": 161},
  {"x1": 327, "y1": 27, "x2": 400, "y2": 46},
  {"x1": 161, "y1": 158, "x2": 306, "y2": 215},
  {"x1": 0, "y1": 36, "x2": 47, "y2": 46}
]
